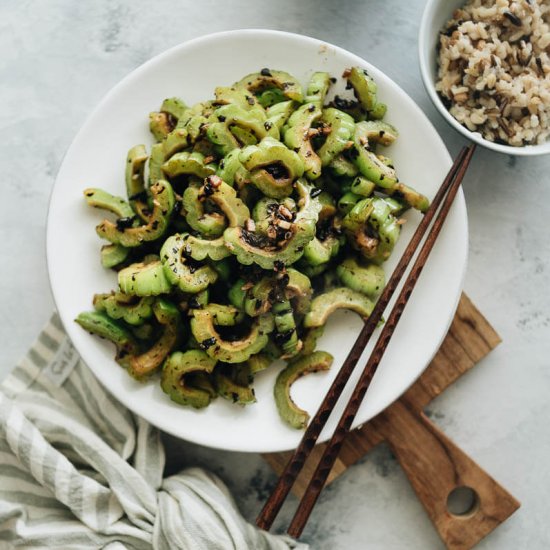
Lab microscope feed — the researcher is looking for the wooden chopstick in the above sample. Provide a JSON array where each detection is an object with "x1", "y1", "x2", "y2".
[
  {"x1": 286, "y1": 143, "x2": 476, "y2": 537},
  {"x1": 256, "y1": 144, "x2": 476, "y2": 532}
]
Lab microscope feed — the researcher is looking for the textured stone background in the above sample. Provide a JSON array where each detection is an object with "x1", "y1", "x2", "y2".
[{"x1": 1, "y1": 0, "x2": 549, "y2": 548}]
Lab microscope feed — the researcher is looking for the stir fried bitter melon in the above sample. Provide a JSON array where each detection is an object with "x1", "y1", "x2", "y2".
[{"x1": 77, "y1": 67, "x2": 429, "y2": 429}]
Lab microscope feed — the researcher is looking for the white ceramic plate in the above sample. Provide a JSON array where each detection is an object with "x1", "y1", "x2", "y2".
[{"x1": 47, "y1": 29, "x2": 467, "y2": 453}]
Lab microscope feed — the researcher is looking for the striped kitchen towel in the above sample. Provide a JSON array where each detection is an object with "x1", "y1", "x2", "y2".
[{"x1": 0, "y1": 314, "x2": 307, "y2": 550}]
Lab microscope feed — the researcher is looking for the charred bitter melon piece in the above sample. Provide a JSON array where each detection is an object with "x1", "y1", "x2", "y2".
[
  {"x1": 342, "y1": 196, "x2": 400, "y2": 264},
  {"x1": 206, "y1": 120, "x2": 240, "y2": 156},
  {"x1": 257, "y1": 88, "x2": 287, "y2": 108},
  {"x1": 183, "y1": 184, "x2": 226, "y2": 238},
  {"x1": 245, "y1": 353, "x2": 272, "y2": 375},
  {"x1": 274, "y1": 351, "x2": 333, "y2": 429},
  {"x1": 316, "y1": 191, "x2": 337, "y2": 220},
  {"x1": 223, "y1": 179, "x2": 321, "y2": 269},
  {"x1": 149, "y1": 97, "x2": 189, "y2": 141},
  {"x1": 284, "y1": 103, "x2": 322, "y2": 180},
  {"x1": 272, "y1": 299, "x2": 302, "y2": 358},
  {"x1": 217, "y1": 104, "x2": 279, "y2": 140},
  {"x1": 93, "y1": 292, "x2": 154, "y2": 326},
  {"x1": 285, "y1": 268, "x2": 312, "y2": 315},
  {"x1": 96, "y1": 180, "x2": 175, "y2": 247},
  {"x1": 184, "y1": 175, "x2": 250, "y2": 238},
  {"x1": 240, "y1": 137, "x2": 304, "y2": 198},
  {"x1": 118, "y1": 260, "x2": 172, "y2": 296},
  {"x1": 350, "y1": 175, "x2": 376, "y2": 198},
  {"x1": 360, "y1": 120, "x2": 398, "y2": 146},
  {"x1": 160, "y1": 234, "x2": 218, "y2": 293},
  {"x1": 190, "y1": 310, "x2": 274, "y2": 363},
  {"x1": 162, "y1": 151, "x2": 217, "y2": 179},
  {"x1": 252, "y1": 196, "x2": 296, "y2": 235},
  {"x1": 100, "y1": 244, "x2": 130, "y2": 268},
  {"x1": 161, "y1": 128, "x2": 189, "y2": 160},
  {"x1": 200, "y1": 175, "x2": 250, "y2": 226},
  {"x1": 176, "y1": 103, "x2": 210, "y2": 144},
  {"x1": 161, "y1": 350, "x2": 217, "y2": 408},
  {"x1": 305, "y1": 72, "x2": 332, "y2": 108},
  {"x1": 216, "y1": 148, "x2": 249, "y2": 187},
  {"x1": 329, "y1": 153, "x2": 359, "y2": 178},
  {"x1": 213, "y1": 364, "x2": 256, "y2": 405},
  {"x1": 160, "y1": 97, "x2": 188, "y2": 121},
  {"x1": 84, "y1": 188, "x2": 135, "y2": 267},
  {"x1": 207, "y1": 104, "x2": 279, "y2": 157},
  {"x1": 243, "y1": 277, "x2": 275, "y2": 317},
  {"x1": 228, "y1": 278, "x2": 247, "y2": 311},
  {"x1": 236, "y1": 69, "x2": 304, "y2": 102},
  {"x1": 125, "y1": 145, "x2": 148, "y2": 212},
  {"x1": 265, "y1": 100, "x2": 295, "y2": 130},
  {"x1": 296, "y1": 326, "x2": 325, "y2": 358},
  {"x1": 221, "y1": 354, "x2": 272, "y2": 402},
  {"x1": 302, "y1": 232, "x2": 342, "y2": 267},
  {"x1": 351, "y1": 124, "x2": 430, "y2": 213},
  {"x1": 83, "y1": 188, "x2": 134, "y2": 218},
  {"x1": 317, "y1": 108, "x2": 356, "y2": 167},
  {"x1": 382, "y1": 196, "x2": 408, "y2": 216},
  {"x1": 338, "y1": 191, "x2": 363, "y2": 215},
  {"x1": 241, "y1": 266, "x2": 313, "y2": 319},
  {"x1": 336, "y1": 256, "x2": 385, "y2": 298},
  {"x1": 188, "y1": 289, "x2": 210, "y2": 310},
  {"x1": 295, "y1": 259, "x2": 330, "y2": 279},
  {"x1": 347, "y1": 67, "x2": 387, "y2": 120},
  {"x1": 149, "y1": 143, "x2": 165, "y2": 184},
  {"x1": 213, "y1": 85, "x2": 259, "y2": 110},
  {"x1": 180, "y1": 233, "x2": 231, "y2": 262},
  {"x1": 149, "y1": 112, "x2": 174, "y2": 141},
  {"x1": 382, "y1": 180, "x2": 430, "y2": 214},
  {"x1": 202, "y1": 304, "x2": 245, "y2": 326},
  {"x1": 352, "y1": 122, "x2": 398, "y2": 187},
  {"x1": 304, "y1": 287, "x2": 375, "y2": 328},
  {"x1": 303, "y1": 212, "x2": 344, "y2": 267},
  {"x1": 75, "y1": 311, "x2": 139, "y2": 361},
  {"x1": 128, "y1": 299, "x2": 181, "y2": 379}
]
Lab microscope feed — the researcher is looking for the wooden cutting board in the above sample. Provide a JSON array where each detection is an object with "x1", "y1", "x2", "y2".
[{"x1": 263, "y1": 294, "x2": 520, "y2": 550}]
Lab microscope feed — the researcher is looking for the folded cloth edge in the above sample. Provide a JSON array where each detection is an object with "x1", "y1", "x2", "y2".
[{"x1": 0, "y1": 313, "x2": 308, "y2": 550}]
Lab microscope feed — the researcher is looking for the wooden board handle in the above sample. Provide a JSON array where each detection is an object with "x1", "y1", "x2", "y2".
[{"x1": 377, "y1": 401, "x2": 520, "y2": 550}]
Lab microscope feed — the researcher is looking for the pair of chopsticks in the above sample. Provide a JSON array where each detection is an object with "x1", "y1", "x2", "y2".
[{"x1": 257, "y1": 144, "x2": 476, "y2": 537}]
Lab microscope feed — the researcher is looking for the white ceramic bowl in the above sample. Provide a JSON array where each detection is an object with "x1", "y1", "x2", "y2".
[
  {"x1": 47, "y1": 29, "x2": 468, "y2": 452},
  {"x1": 419, "y1": 0, "x2": 550, "y2": 156}
]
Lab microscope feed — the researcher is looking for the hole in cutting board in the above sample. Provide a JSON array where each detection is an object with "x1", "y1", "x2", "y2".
[{"x1": 446, "y1": 486, "x2": 479, "y2": 517}]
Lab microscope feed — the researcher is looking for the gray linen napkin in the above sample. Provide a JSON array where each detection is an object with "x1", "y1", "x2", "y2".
[{"x1": 0, "y1": 314, "x2": 307, "y2": 550}]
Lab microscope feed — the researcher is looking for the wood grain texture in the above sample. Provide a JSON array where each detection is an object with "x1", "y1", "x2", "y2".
[
  {"x1": 376, "y1": 405, "x2": 520, "y2": 550},
  {"x1": 263, "y1": 293, "x2": 519, "y2": 549}
]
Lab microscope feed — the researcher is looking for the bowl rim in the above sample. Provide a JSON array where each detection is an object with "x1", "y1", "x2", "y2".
[{"x1": 418, "y1": 0, "x2": 550, "y2": 156}]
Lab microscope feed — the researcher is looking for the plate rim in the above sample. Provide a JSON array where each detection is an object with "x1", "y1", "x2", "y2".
[{"x1": 46, "y1": 28, "x2": 468, "y2": 453}]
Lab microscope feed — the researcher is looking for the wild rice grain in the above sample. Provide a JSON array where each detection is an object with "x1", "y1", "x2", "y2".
[{"x1": 436, "y1": 0, "x2": 550, "y2": 146}]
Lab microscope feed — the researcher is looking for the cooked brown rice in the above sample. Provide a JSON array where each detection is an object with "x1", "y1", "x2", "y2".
[{"x1": 436, "y1": 0, "x2": 550, "y2": 146}]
